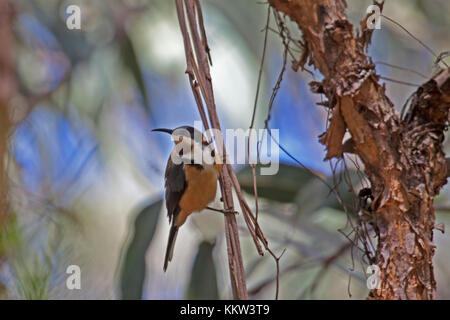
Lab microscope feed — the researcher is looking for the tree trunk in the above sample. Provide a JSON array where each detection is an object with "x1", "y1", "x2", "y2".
[{"x1": 269, "y1": 0, "x2": 450, "y2": 299}]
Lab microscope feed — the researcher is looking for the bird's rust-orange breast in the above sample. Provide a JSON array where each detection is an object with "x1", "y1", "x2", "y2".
[{"x1": 176, "y1": 165, "x2": 219, "y2": 226}]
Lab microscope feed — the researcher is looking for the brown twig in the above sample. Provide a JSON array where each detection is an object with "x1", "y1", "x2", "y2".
[
  {"x1": 175, "y1": 0, "x2": 248, "y2": 299},
  {"x1": 381, "y1": 14, "x2": 449, "y2": 69},
  {"x1": 178, "y1": 0, "x2": 289, "y2": 300},
  {"x1": 379, "y1": 76, "x2": 421, "y2": 87},
  {"x1": 247, "y1": 6, "x2": 271, "y2": 224},
  {"x1": 373, "y1": 61, "x2": 429, "y2": 79},
  {"x1": 193, "y1": 0, "x2": 212, "y2": 66},
  {"x1": 308, "y1": 242, "x2": 352, "y2": 295}
]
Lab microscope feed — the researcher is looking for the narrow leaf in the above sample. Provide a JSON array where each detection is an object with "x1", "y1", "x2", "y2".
[
  {"x1": 120, "y1": 199, "x2": 163, "y2": 300},
  {"x1": 120, "y1": 31, "x2": 150, "y2": 110},
  {"x1": 185, "y1": 241, "x2": 219, "y2": 299},
  {"x1": 237, "y1": 164, "x2": 316, "y2": 203}
]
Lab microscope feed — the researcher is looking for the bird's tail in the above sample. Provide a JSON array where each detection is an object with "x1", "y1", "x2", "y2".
[{"x1": 163, "y1": 224, "x2": 179, "y2": 272}]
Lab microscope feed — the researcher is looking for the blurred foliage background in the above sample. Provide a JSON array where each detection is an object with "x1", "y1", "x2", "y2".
[{"x1": 1, "y1": 0, "x2": 450, "y2": 299}]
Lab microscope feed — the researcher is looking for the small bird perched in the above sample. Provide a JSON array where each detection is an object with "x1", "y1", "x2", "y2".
[{"x1": 153, "y1": 126, "x2": 223, "y2": 271}]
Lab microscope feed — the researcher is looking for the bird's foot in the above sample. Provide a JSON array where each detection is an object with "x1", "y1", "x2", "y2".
[{"x1": 206, "y1": 206, "x2": 238, "y2": 215}]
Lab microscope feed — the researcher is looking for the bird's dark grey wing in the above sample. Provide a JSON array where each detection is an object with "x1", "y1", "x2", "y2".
[{"x1": 164, "y1": 157, "x2": 187, "y2": 224}]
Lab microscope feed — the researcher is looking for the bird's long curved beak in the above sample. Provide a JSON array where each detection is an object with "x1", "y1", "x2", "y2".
[{"x1": 152, "y1": 128, "x2": 173, "y2": 135}]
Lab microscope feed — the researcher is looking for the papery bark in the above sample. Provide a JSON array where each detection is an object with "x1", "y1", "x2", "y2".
[{"x1": 269, "y1": 0, "x2": 450, "y2": 299}]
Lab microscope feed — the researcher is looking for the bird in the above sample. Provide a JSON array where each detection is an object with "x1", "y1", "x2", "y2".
[{"x1": 153, "y1": 125, "x2": 223, "y2": 272}]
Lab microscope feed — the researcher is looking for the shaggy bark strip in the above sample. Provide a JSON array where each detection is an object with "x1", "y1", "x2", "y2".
[{"x1": 268, "y1": 0, "x2": 450, "y2": 299}]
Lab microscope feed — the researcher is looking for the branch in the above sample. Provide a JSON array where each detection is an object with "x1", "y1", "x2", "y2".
[
  {"x1": 268, "y1": 0, "x2": 450, "y2": 300},
  {"x1": 175, "y1": 0, "x2": 247, "y2": 299}
]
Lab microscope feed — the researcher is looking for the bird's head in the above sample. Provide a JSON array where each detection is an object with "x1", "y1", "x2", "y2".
[
  {"x1": 152, "y1": 125, "x2": 207, "y2": 145},
  {"x1": 152, "y1": 125, "x2": 219, "y2": 166}
]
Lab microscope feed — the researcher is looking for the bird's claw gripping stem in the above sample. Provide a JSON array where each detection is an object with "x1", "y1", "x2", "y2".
[{"x1": 206, "y1": 206, "x2": 238, "y2": 215}]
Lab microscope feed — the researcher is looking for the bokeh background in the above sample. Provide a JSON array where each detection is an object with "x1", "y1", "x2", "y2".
[{"x1": 1, "y1": 0, "x2": 450, "y2": 299}]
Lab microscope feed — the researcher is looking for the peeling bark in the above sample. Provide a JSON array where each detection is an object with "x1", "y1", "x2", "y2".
[{"x1": 269, "y1": 0, "x2": 450, "y2": 299}]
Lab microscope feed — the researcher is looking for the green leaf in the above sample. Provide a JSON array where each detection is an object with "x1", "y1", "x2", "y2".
[
  {"x1": 119, "y1": 199, "x2": 163, "y2": 300},
  {"x1": 294, "y1": 177, "x2": 331, "y2": 216},
  {"x1": 0, "y1": 215, "x2": 21, "y2": 257},
  {"x1": 237, "y1": 164, "x2": 317, "y2": 203},
  {"x1": 185, "y1": 241, "x2": 219, "y2": 300},
  {"x1": 120, "y1": 31, "x2": 150, "y2": 110},
  {"x1": 238, "y1": 164, "x2": 362, "y2": 215},
  {"x1": 14, "y1": 255, "x2": 51, "y2": 300}
]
